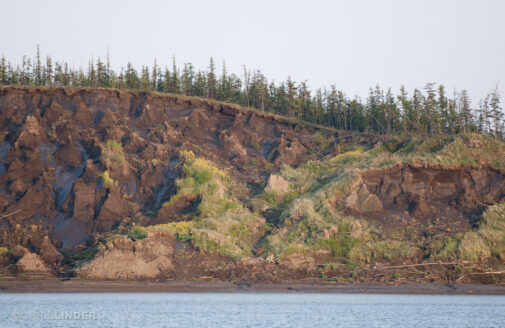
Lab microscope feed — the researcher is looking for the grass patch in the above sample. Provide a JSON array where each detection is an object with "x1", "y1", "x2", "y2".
[
  {"x1": 0, "y1": 247, "x2": 9, "y2": 258},
  {"x1": 128, "y1": 226, "x2": 147, "y2": 240},
  {"x1": 72, "y1": 246, "x2": 100, "y2": 261},
  {"x1": 147, "y1": 221, "x2": 194, "y2": 241},
  {"x1": 99, "y1": 170, "x2": 118, "y2": 189},
  {"x1": 317, "y1": 234, "x2": 362, "y2": 258}
]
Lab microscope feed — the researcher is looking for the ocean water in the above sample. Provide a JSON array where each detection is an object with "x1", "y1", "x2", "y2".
[{"x1": 0, "y1": 293, "x2": 504, "y2": 328}]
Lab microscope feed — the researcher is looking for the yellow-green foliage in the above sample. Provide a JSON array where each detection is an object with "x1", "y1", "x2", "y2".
[
  {"x1": 282, "y1": 243, "x2": 309, "y2": 257},
  {"x1": 262, "y1": 134, "x2": 505, "y2": 264},
  {"x1": 457, "y1": 203, "x2": 505, "y2": 261},
  {"x1": 100, "y1": 170, "x2": 118, "y2": 189},
  {"x1": 350, "y1": 240, "x2": 418, "y2": 263},
  {"x1": 265, "y1": 193, "x2": 368, "y2": 258},
  {"x1": 147, "y1": 221, "x2": 194, "y2": 241},
  {"x1": 158, "y1": 151, "x2": 264, "y2": 258},
  {"x1": 430, "y1": 134, "x2": 505, "y2": 170},
  {"x1": 458, "y1": 231, "x2": 491, "y2": 262},
  {"x1": 427, "y1": 236, "x2": 461, "y2": 261},
  {"x1": 103, "y1": 139, "x2": 125, "y2": 163},
  {"x1": 164, "y1": 151, "x2": 230, "y2": 209},
  {"x1": 0, "y1": 247, "x2": 9, "y2": 258},
  {"x1": 191, "y1": 208, "x2": 264, "y2": 258},
  {"x1": 478, "y1": 203, "x2": 505, "y2": 252},
  {"x1": 128, "y1": 226, "x2": 147, "y2": 240},
  {"x1": 105, "y1": 139, "x2": 124, "y2": 154},
  {"x1": 313, "y1": 131, "x2": 331, "y2": 149},
  {"x1": 330, "y1": 148, "x2": 364, "y2": 163}
]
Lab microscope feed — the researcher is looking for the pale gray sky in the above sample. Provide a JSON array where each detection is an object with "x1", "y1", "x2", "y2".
[{"x1": 0, "y1": 0, "x2": 504, "y2": 103}]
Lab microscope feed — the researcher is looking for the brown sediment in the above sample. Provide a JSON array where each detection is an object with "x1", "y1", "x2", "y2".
[
  {"x1": 1, "y1": 86, "x2": 505, "y2": 287},
  {"x1": 1, "y1": 279, "x2": 505, "y2": 295},
  {"x1": 346, "y1": 163, "x2": 505, "y2": 226},
  {"x1": 0, "y1": 86, "x2": 338, "y2": 255}
]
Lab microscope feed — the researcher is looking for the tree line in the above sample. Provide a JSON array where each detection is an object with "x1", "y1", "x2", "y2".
[{"x1": 0, "y1": 46, "x2": 502, "y2": 138}]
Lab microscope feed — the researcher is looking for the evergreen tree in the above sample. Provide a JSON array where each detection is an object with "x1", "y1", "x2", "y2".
[
  {"x1": 45, "y1": 56, "x2": 53, "y2": 86},
  {"x1": 171, "y1": 56, "x2": 180, "y2": 94},
  {"x1": 207, "y1": 57, "x2": 216, "y2": 99},
  {"x1": 1, "y1": 49, "x2": 503, "y2": 139},
  {"x1": 489, "y1": 86, "x2": 502, "y2": 138},
  {"x1": 0, "y1": 55, "x2": 7, "y2": 84},
  {"x1": 35, "y1": 45, "x2": 42, "y2": 85}
]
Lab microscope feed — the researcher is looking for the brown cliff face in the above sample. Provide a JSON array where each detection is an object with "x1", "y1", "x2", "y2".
[
  {"x1": 347, "y1": 163, "x2": 505, "y2": 226},
  {"x1": 0, "y1": 86, "x2": 337, "y2": 266}
]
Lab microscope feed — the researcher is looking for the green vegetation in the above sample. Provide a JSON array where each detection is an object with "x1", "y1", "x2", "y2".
[
  {"x1": 128, "y1": 226, "x2": 147, "y2": 240},
  {"x1": 255, "y1": 134, "x2": 505, "y2": 267},
  {"x1": 427, "y1": 235, "x2": 461, "y2": 261},
  {"x1": 102, "y1": 139, "x2": 124, "y2": 164},
  {"x1": 84, "y1": 133, "x2": 505, "y2": 270},
  {"x1": 0, "y1": 247, "x2": 9, "y2": 258},
  {"x1": 72, "y1": 246, "x2": 100, "y2": 261},
  {"x1": 155, "y1": 151, "x2": 264, "y2": 258},
  {"x1": 99, "y1": 170, "x2": 118, "y2": 189},
  {"x1": 147, "y1": 221, "x2": 193, "y2": 241},
  {"x1": 0, "y1": 47, "x2": 502, "y2": 138}
]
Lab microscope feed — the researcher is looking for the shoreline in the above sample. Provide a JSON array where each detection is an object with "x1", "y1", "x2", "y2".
[{"x1": 1, "y1": 279, "x2": 505, "y2": 295}]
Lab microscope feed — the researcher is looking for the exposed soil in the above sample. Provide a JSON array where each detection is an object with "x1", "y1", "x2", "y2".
[
  {"x1": 346, "y1": 163, "x2": 505, "y2": 228},
  {"x1": 0, "y1": 86, "x2": 340, "y2": 273},
  {"x1": 1, "y1": 86, "x2": 504, "y2": 287}
]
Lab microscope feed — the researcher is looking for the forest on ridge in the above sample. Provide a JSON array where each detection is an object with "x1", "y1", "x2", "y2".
[{"x1": 0, "y1": 46, "x2": 502, "y2": 138}]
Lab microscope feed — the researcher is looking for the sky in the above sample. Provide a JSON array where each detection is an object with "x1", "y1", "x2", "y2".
[{"x1": 0, "y1": 0, "x2": 504, "y2": 104}]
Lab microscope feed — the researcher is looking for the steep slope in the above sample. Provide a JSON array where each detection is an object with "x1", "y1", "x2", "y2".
[
  {"x1": 0, "y1": 87, "x2": 504, "y2": 285},
  {"x1": 0, "y1": 86, "x2": 339, "y2": 274}
]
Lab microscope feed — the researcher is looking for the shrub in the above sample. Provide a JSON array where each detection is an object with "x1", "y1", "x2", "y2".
[
  {"x1": 351, "y1": 240, "x2": 418, "y2": 263},
  {"x1": 103, "y1": 139, "x2": 125, "y2": 164},
  {"x1": 265, "y1": 191, "x2": 278, "y2": 206},
  {"x1": 128, "y1": 226, "x2": 147, "y2": 240},
  {"x1": 0, "y1": 247, "x2": 9, "y2": 258},
  {"x1": 105, "y1": 139, "x2": 124, "y2": 154},
  {"x1": 251, "y1": 140, "x2": 261, "y2": 152},
  {"x1": 282, "y1": 244, "x2": 308, "y2": 257},
  {"x1": 318, "y1": 234, "x2": 362, "y2": 258},
  {"x1": 428, "y1": 236, "x2": 460, "y2": 261},
  {"x1": 458, "y1": 231, "x2": 490, "y2": 262},
  {"x1": 330, "y1": 148, "x2": 364, "y2": 164},
  {"x1": 100, "y1": 171, "x2": 118, "y2": 189},
  {"x1": 478, "y1": 203, "x2": 505, "y2": 254},
  {"x1": 147, "y1": 221, "x2": 194, "y2": 241},
  {"x1": 193, "y1": 170, "x2": 211, "y2": 186},
  {"x1": 313, "y1": 131, "x2": 331, "y2": 149},
  {"x1": 72, "y1": 246, "x2": 100, "y2": 261}
]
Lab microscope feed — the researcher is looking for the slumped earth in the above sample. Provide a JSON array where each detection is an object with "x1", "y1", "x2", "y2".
[{"x1": 0, "y1": 86, "x2": 504, "y2": 286}]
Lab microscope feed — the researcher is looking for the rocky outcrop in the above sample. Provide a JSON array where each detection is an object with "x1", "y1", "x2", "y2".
[
  {"x1": 71, "y1": 178, "x2": 96, "y2": 222},
  {"x1": 349, "y1": 163, "x2": 505, "y2": 223},
  {"x1": 73, "y1": 102, "x2": 94, "y2": 126},
  {"x1": 6, "y1": 186, "x2": 54, "y2": 222},
  {"x1": 39, "y1": 236, "x2": 63, "y2": 266},
  {"x1": 56, "y1": 136, "x2": 83, "y2": 168},
  {"x1": 77, "y1": 232, "x2": 175, "y2": 280},
  {"x1": 14, "y1": 115, "x2": 48, "y2": 149},
  {"x1": 94, "y1": 190, "x2": 129, "y2": 232}
]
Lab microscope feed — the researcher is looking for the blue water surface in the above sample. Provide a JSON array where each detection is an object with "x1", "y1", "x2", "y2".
[{"x1": 0, "y1": 293, "x2": 504, "y2": 328}]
